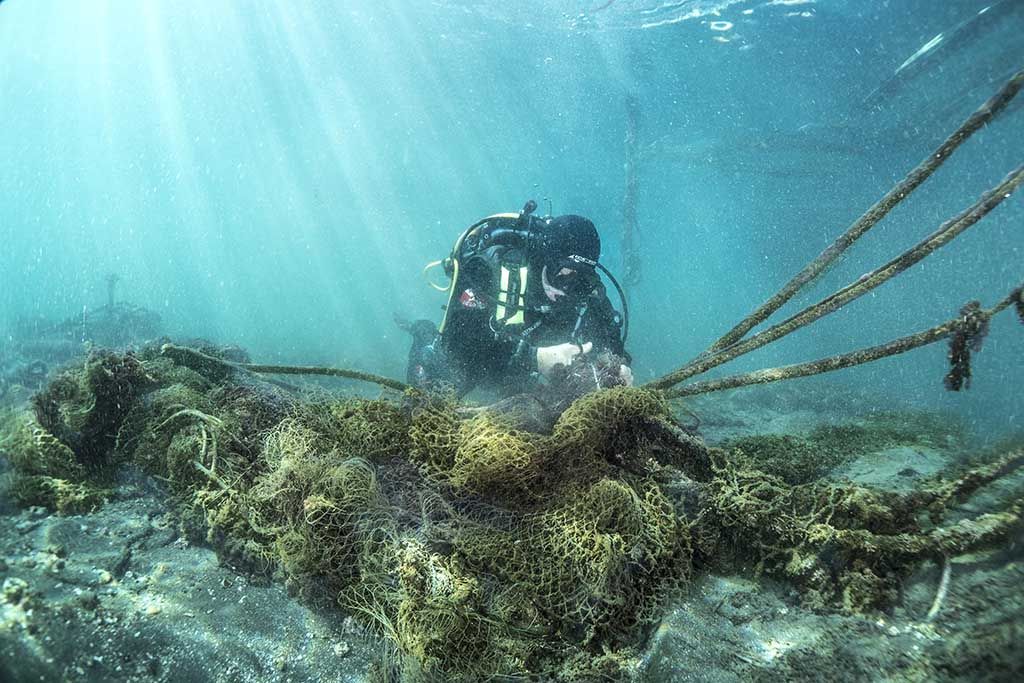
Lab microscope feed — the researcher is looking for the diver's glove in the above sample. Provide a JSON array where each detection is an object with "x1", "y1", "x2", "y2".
[{"x1": 536, "y1": 342, "x2": 592, "y2": 379}]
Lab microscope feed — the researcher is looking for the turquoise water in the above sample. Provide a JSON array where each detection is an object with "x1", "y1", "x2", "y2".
[{"x1": 1, "y1": 0, "x2": 1022, "y2": 434}]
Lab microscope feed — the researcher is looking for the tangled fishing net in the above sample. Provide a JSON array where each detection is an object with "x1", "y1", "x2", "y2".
[{"x1": 1, "y1": 345, "x2": 1022, "y2": 681}]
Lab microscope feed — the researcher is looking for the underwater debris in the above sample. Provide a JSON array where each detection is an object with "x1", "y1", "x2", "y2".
[
  {"x1": 667, "y1": 283, "x2": 1023, "y2": 398},
  {"x1": 707, "y1": 70, "x2": 1023, "y2": 355},
  {"x1": 694, "y1": 445, "x2": 1024, "y2": 614},
  {"x1": 31, "y1": 350, "x2": 151, "y2": 463},
  {"x1": 2, "y1": 347, "x2": 1022, "y2": 680},
  {"x1": 944, "y1": 300, "x2": 990, "y2": 391},
  {"x1": 2, "y1": 277, "x2": 163, "y2": 412},
  {"x1": 0, "y1": 350, "x2": 151, "y2": 512},
  {"x1": 0, "y1": 410, "x2": 108, "y2": 514},
  {"x1": 653, "y1": 162, "x2": 1024, "y2": 394},
  {"x1": 646, "y1": 71, "x2": 1024, "y2": 402}
]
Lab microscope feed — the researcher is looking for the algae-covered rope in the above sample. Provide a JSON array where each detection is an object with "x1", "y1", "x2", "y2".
[
  {"x1": 240, "y1": 362, "x2": 410, "y2": 391},
  {"x1": 706, "y1": 68, "x2": 1024, "y2": 354},
  {"x1": 160, "y1": 344, "x2": 410, "y2": 392},
  {"x1": 649, "y1": 165, "x2": 1024, "y2": 391},
  {"x1": 663, "y1": 285, "x2": 1023, "y2": 398}
]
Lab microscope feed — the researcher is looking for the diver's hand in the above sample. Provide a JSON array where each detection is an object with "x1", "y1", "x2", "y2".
[
  {"x1": 536, "y1": 342, "x2": 592, "y2": 378},
  {"x1": 619, "y1": 364, "x2": 634, "y2": 387}
]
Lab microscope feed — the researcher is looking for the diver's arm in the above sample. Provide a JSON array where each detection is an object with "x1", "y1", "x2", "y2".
[
  {"x1": 574, "y1": 289, "x2": 634, "y2": 385},
  {"x1": 582, "y1": 289, "x2": 629, "y2": 361}
]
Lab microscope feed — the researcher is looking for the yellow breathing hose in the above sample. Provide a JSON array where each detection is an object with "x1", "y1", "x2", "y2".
[{"x1": 422, "y1": 260, "x2": 450, "y2": 291}]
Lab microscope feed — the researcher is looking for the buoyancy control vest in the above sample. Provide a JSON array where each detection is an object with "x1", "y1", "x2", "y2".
[{"x1": 423, "y1": 200, "x2": 630, "y2": 346}]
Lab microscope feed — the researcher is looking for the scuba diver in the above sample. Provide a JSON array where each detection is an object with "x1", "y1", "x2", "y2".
[{"x1": 401, "y1": 200, "x2": 632, "y2": 397}]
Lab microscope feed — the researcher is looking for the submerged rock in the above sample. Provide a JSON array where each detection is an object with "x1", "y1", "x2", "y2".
[{"x1": 0, "y1": 494, "x2": 377, "y2": 683}]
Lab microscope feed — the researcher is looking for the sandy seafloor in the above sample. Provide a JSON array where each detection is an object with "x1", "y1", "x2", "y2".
[{"x1": 1, "y1": 379, "x2": 1021, "y2": 683}]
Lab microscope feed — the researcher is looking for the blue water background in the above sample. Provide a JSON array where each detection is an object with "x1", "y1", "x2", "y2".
[{"x1": 1, "y1": 0, "x2": 1021, "y2": 436}]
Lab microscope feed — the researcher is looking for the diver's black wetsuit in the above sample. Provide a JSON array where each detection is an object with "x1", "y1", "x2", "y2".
[{"x1": 406, "y1": 218, "x2": 627, "y2": 397}]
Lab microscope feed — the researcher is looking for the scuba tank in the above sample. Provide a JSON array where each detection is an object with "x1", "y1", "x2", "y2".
[
  {"x1": 423, "y1": 200, "x2": 630, "y2": 346},
  {"x1": 424, "y1": 200, "x2": 545, "y2": 337}
]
